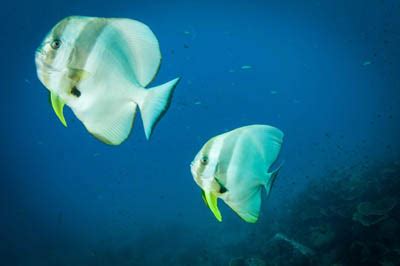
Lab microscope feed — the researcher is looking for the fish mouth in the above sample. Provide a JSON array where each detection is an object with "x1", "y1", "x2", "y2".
[
  {"x1": 190, "y1": 161, "x2": 196, "y2": 176},
  {"x1": 35, "y1": 48, "x2": 45, "y2": 61},
  {"x1": 35, "y1": 51, "x2": 46, "y2": 68},
  {"x1": 35, "y1": 52, "x2": 59, "y2": 73},
  {"x1": 35, "y1": 47, "x2": 44, "y2": 55},
  {"x1": 190, "y1": 162, "x2": 203, "y2": 186}
]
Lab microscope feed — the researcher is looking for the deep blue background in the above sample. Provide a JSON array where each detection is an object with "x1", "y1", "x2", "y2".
[{"x1": 1, "y1": 0, "x2": 399, "y2": 265}]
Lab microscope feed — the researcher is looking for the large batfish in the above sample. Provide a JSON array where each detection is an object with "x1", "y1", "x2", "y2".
[{"x1": 35, "y1": 16, "x2": 180, "y2": 145}]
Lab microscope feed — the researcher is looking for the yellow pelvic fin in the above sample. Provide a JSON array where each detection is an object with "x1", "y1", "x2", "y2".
[
  {"x1": 204, "y1": 191, "x2": 222, "y2": 222},
  {"x1": 50, "y1": 92, "x2": 67, "y2": 127},
  {"x1": 201, "y1": 190, "x2": 208, "y2": 207}
]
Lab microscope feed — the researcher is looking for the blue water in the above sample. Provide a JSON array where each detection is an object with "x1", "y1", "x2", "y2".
[{"x1": 1, "y1": 0, "x2": 400, "y2": 265}]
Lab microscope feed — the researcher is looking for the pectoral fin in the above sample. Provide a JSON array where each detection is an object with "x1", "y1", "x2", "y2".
[
  {"x1": 204, "y1": 191, "x2": 222, "y2": 222},
  {"x1": 215, "y1": 177, "x2": 228, "y2": 194},
  {"x1": 68, "y1": 68, "x2": 90, "y2": 83},
  {"x1": 50, "y1": 92, "x2": 67, "y2": 127}
]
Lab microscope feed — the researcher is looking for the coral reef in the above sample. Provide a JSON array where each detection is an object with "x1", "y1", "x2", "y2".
[
  {"x1": 277, "y1": 160, "x2": 400, "y2": 265},
  {"x1": 353, "y1": 197, "x2": 397, "y2": 226}
]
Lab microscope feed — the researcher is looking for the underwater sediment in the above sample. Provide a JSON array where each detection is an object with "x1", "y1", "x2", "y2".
[{"x1": 256, "y1": 160, "x2": 400, "y2": 266}]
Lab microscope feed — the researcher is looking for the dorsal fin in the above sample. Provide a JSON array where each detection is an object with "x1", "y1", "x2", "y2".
[
  {"x1": 248, "y1": 125, "x2": 284, "y2": 169},
  {"x1": 109, "y1": 18, "x2": 161, "y2": 87}
]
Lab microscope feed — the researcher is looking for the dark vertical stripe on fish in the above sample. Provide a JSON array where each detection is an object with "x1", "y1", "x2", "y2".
[
  {"x1": 216, "y1": 133, "x2": 236, "y2": 184},
  {"x1": 67, "y1": 18, "x2": 108, "y2": 73},
  {"x1": 44, "y1": 17, "x2": 71, "y2": 67},
  {"x1": 195, "y1": 138, "x2": 215, "y2": 178}
]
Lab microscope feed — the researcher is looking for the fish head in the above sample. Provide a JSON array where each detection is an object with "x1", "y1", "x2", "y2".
[
  {"x1": 190, "y1": 137, "x2": 225, "y2": 221},
  {"x1": 190, "y1": 144, "x2": 220, "y2": 192},
  {"x1": 35, "y1": 17, "x2": 77, "y2": 93},
  {"x1": 35, "y1": 16, "x2": 92, "y2": 126}
]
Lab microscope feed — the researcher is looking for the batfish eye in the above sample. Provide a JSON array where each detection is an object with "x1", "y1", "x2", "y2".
[
  {"x1": 200, "y1": 156, "x2": 209, "y2": 165},
  {"x1": 51, "y1": 39, "x2": 62, "y2": 49}
]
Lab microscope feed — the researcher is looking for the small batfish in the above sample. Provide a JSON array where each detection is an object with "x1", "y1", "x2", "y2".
[{"x1": 190, "y1": 125, "x2": 284, "y2": 223}]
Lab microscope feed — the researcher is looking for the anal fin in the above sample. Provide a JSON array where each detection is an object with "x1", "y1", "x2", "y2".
[
  {"x1": 224, "y1": 187, "x2": 262, "y2": 223},
  {"x1": 78, "y1": 101, "x2": 137, "y2": 145}
]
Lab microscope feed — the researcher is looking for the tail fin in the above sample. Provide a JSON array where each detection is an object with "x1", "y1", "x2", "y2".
[
  {"x1": 265, "y1": 162, "x2": 283, "y2": 195},
  {"x1": 137, "y1": 78, "x2": 180, "y2": 139}
]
